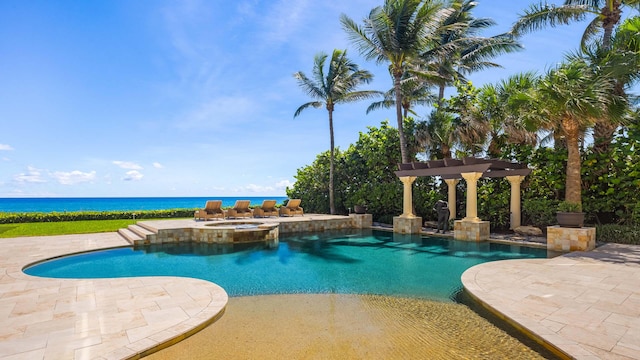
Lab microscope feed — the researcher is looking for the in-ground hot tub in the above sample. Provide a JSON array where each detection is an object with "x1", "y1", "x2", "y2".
[{"x1": 193, "y1": 221, "x2": 279, "y2": 244}]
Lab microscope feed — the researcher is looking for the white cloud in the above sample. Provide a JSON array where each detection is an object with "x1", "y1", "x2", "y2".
[
  {"x1": 123, "y1": 170, "x2": 144, "y2": 181},
  {"x1": 0, "y1": 144, "x2": 14, "y2": 151},
  {"x1": 275, "y1": 179, "x2": 293, "y2": 189},
  {"x1": 112, "y1": 161, "x2": 143, "y2": 170},
  {"x1": 244, "y1": 184, "x2": 275, "y2": 193},
  {"x1": 2, "y1": 157, "x2": 9, "y2": 162},
  {"x1": 153, "y1": 162, "x2": 164, "y2": 169},
  {"x1": 14, "y1": 166, "x2": 47, "y2": 183},
  {"x1": 51, "y1": 170, "x2": 96, "y2": 185}
]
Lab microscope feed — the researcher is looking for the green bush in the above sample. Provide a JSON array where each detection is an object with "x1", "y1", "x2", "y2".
[
  {"x1": 596, "y1": 224, "x2": 640, "y2": 245},
  {"x1": 0, "y1": 209, "x2": 195, "y2": 224},
  {"x1": 522, "y1": 198, "x2": 559, "y2": 229},
  {"x1": 557, "y1": 201, "x2": 582, "y2": 213}
]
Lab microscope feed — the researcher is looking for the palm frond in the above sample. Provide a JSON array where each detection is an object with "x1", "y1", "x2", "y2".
[
  {"x1": 511, "y1": 3, "x2": 590, "y2": 36},
  {"x1": 293, "y1": 71, "x2": 326, "y2": 100},
  {"x1": 580, "y1": 17, "x2": 603, "y2": 48},
  {"x1": 294, "y1": 101, "x2": 323, "y2": 118}
]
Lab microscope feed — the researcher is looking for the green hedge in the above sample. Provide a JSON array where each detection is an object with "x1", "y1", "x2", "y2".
[
  {"x1": 596, "y1": 224, "x2": 640, "y2": 245},
  {"x1": 0, "y1": 209, "x2": 196, "y2": 224}
]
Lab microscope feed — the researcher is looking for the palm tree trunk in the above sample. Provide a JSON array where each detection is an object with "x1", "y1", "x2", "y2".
[
  {"x1": 562, "y1": 117, "x2": 582, "y2": 206},
  {"x1": 394, "y1": 72, "x2": 409, "y2": 164},
  {"x1": 328, "y1": 109, "x2": 336, "y2": 215},
  {"x1": 592, "y1": 1, "x2": 622, "y2": 153},
  {"x1": 600, "y1": 1, "x2": 622, "y2": 51},
  {"x1": 438, "y1": 84, "x2": 445, "y2": 106},
  {"x1": 442, "y1": 144, "x2": 451, "y2": 159}
]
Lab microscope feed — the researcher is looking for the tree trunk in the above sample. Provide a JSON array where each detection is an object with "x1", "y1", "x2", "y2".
[
  {"x1": 600, "y1": 1, "x2": 621, "y2": 51},
  {"x1": 562, "y1": 117, "x2": 582, "y2": 206},
  {"x1": 438, "y1": 84, "x2": 445, "y2": 106},
  {"x1": 593, "y1": 120, "x2": 617, "y2": 154},
  {"x1": 593, "y1": 2, "x2": 622, "y2": 153},
  {"x1": 394, "y1": 71, "x2": 409, "y2": 164},
  {"x1": 328, "y1": 108, "x2": 336, "y2": 215},
  {"x1": 442, "y1": 144, "x2": 452, "y2": 159}
]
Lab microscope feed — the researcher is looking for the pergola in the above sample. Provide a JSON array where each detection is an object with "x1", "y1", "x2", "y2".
[{"x1": 394, "y1": 157, "x2": 531, "y2": 231}]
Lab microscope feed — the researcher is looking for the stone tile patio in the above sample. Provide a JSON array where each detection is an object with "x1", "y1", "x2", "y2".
[
  {"x1": 462, "y1": 243, "x2": 640, "y2": 360},
  {"x1": 0, "y1": 232, "x2": 227, "y2": 359}
]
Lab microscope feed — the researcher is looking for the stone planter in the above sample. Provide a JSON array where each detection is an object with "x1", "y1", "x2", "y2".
[
  {"x1": 556, "y1": 212, "x2": 585, "y2": 228},
  {"x1": 354, "y1": 205, "x2": 367, "y2": 214}
]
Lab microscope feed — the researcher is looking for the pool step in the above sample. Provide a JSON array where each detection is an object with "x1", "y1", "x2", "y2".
[
  {"x1": 117, "y1": 228, "x2": 143, "y2": 245},
  {"x1": 128, "y1": 224, "x2": 156, "y2": 239},
  {"x1": 117, "y1": 224, "x2": 158, "y2": 245}
]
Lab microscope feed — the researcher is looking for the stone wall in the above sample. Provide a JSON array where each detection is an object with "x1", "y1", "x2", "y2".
[
  {"x1": 145, "y1": 217, "x2": 356, "y2": 244},
  {"x1": 278, "y1": 218, "x2": 355, "y2": 234},
  {"x1": 547, "y1": 226, "x2": 596, "y2": 252},
  {"x1": 454, "y1": 220, "x2": 490, "y2": 241}
]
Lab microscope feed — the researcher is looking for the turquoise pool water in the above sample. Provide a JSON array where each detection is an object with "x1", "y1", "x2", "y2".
[{"x1": 24, "y1": 229, "x2": 549, "y2": 301}]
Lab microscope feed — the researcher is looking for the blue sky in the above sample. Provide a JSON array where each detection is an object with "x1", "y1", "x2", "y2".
[{"x1": 0, "y1": 1, "x2": 625, "y2": 198}]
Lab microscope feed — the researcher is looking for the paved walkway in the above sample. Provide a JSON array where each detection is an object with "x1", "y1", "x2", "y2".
[
  {"x1": 462, "y1": 243, "x2": 640, "y2": 360},
  {"x1": 0, "y1": 233, "x2": 228, "y2": 359}
]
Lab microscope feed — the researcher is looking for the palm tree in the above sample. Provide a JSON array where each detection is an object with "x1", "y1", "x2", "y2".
[
  {"x1": 511, "y1": 0, "x2": 640, "y2": 151},
  {"x1": 522, "y1": 58, "x2": 625, "y2": 207},
  {"x1": 417, "y1": 109, "x2": 457, "y2": 159},
  {"x1": 420, "y1": 0, "x2": 522, "y2": 104},
  {"x1": 366, "y1": 75, "x2": 436, "y2": 118},
  {"x1": 478, "y1": 72, "x2": 540, "y2": 157},
  {"x1": 341, "y1": 0, "x2": 445, "y2": 164},
  {"x1": 512, "y1": 0, "x2": 640, "y2": 50},
  {"x1": 294, "y1": 49, "x2": 380, "y2": 215}
]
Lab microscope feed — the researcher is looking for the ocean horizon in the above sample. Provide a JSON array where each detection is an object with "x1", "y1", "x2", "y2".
[{"x1": 0, "y1": 197, "x2": 289, "y2": 213}]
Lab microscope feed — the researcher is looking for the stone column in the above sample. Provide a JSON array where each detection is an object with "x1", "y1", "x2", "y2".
[
  {"x1": 399, "y1": 176, "x2": 417, "y2": 218},
  {"x1": 506, "y1": 175, "x2": 525, "y2": 230},
  {"x1": 461, "y1": 172, "x2": 483, "y2": 222},
  {"x1": 444, "y1": 178, "x2": 459, "y2": 220}
]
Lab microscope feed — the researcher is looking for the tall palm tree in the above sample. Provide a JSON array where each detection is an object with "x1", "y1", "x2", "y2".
[
  {"x1": 522, "y1": 58, "x2": 624, "y2": 207},
  {"x1": 294, "y1": 49, "x2": 380, "y2": 215},
  {"x1": 366, "y1": 75, "x2": 436, "y2": 118},
  {"x1": 341, "y1": 0, "x2": 445, "y2": 164},
  {"x1": 511, "y1": 0, "x2": 640, "y2": 151},
  {"x1": 420, "y1": 0, "x2": 522, "y2": 104}
]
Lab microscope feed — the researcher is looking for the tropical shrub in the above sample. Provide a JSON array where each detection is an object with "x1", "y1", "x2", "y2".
[
  {"x1": 596, "y1": 224, "x2": 640, "y2": 245},
  {"x1": 477, "y1": 178, "x2": 510, "y2": 229},
  {"x1": 522, "y1": 198, "x2": 559, "y2": 229}
]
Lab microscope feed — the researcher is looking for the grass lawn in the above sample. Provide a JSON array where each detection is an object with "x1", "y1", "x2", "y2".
[{"x1": 0, "y1": 219, "x2": 138, "y2": 238}]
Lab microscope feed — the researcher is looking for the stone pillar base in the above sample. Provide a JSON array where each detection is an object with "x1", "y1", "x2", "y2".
[
  {"x1": 393, "y1": 216, "x2": 422, "y2": 234},
  {"x1": 454, "y1": 220, "x2": 490, "y2": 241},
  {"x1": 350, "y1": 213, "x2": 372, "y2": 229},
  {"x1": 547, "y1": 226, "x2": 596, "y2": 252}
]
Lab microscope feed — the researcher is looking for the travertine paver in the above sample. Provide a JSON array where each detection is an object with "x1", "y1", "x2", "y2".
[
  {"x1": 462, "y1": 243, "x2": 640, "y2": 360},
  {"x1": 0, "y1": 232, "x2": 228, "y2": 360}
]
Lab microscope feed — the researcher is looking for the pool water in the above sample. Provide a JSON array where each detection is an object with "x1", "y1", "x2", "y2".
[{"x1": 24, "y1": 229, "x2": 549, "y2": 301}]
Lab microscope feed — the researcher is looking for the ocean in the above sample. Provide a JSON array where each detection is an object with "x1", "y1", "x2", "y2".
[{"x1": 0, "y1": 197, "x2": 289, "y2": 213}]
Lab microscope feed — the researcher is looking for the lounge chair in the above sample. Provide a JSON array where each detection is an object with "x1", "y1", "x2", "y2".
[
  {"x1": 253, "y1": 200, "x2": 279, "y2": 218},
  {"x1": 227, "y1": 200, "x2": 253, "y2": 219},
  {"x1": 279, "y1": 199, "x2": 303, "y2": 217},
  {"x1": 194, "y1": 200, "x2": 225, "y2": 221}
]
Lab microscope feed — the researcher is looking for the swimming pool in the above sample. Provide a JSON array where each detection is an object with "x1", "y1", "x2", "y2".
[{"x1": 24, "y1": 229, "x2": 549, "y2": 301}]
